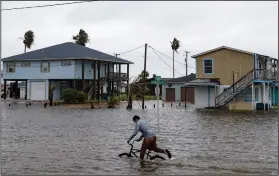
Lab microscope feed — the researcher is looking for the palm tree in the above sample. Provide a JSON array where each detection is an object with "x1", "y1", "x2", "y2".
[
  {"x1": 23, "y1": 30, "x2": 35, "y2": 53},
  {"x1": 73, "y1": 29, "x2": 90, "y2": 46},
  {"x1": 170, "y1": 37, "x2": 180, "y2": 78},
  {"x1": 139, "y1": 70, "x2": 150, "y2": 82}
]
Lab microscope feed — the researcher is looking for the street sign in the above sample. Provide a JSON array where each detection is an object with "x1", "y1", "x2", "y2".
[
  {"x1": 150, "y1": 76, "x2": 165, "y2": 85},
  {"x1": 155, "y1": 76, "x2": 161, "y2": 81}
]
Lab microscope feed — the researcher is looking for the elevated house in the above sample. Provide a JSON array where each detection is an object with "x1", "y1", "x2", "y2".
[
  {"x1": 2, "y1": 42, "x2": 133, "y2": 101},
  {"x1": 186, "y1": 46, "x2": 278, "y2": 110},
  {"x1": 162, "y1": 73, "x2": 196, "y2": 103}
]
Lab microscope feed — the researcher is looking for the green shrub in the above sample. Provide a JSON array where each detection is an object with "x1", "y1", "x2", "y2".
[
  {"x1": 62, "y1": 88, "x2": 87, "y2": 104},
  {"x1": 107, "y1": 96, "x2": 118, "y2": 108},
  {"x1": 76, "y1": 91, "x2": 87, "y2": 103}
]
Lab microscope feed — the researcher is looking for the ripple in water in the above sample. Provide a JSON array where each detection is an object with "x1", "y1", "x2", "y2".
[{"x1": 1, "y1": 101, "x2": 278, "y2": 175}]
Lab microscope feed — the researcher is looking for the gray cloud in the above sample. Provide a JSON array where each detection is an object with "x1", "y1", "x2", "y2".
[{"x1": 1, "y1": 1, "x2": 278, "y2": 78}]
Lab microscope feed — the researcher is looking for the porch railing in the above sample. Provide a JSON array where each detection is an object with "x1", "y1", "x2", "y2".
[
  {"x1": 254, "y1": 69, "x2": 277, "y2": 80},
  {"x1": 108, "y1": 72, "x2": 128, "y2": 80}
]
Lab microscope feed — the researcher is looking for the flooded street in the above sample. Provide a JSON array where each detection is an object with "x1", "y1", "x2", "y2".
[{"x1": 1, "y1": 101, "x2": 278, "y2": 175}]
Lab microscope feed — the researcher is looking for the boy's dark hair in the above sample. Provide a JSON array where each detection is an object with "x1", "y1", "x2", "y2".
[{"x1": 133, "y1": 115, "x2": 140, "y2": 122}]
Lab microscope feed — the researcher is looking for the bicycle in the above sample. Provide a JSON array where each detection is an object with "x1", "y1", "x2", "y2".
[{"x1": 118, "y1": 141, "x2": 165, "y2": 160}]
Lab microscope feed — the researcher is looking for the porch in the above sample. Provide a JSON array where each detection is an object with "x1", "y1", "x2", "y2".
[
  {"x1": 229, "y1": 82, "x2": 276, "y2": 111},
  {"x1": 49, "y1": 71, "x2": 129, "y2": 100}
]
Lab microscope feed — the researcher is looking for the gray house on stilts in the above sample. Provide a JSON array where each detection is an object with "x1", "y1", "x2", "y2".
[{"x1": 2, "y1": 42, "x2": 133, "y2": 101}]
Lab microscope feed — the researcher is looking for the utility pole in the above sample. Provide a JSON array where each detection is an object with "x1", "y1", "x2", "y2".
[
  {"x1": 277, "y1": 59, "x2": 279, "y2": 115},
  {"x1": 173, "y1": 50, "x2": 175, "y2": 79},
  {"x1": 114, "y1": 53, "x2": 120, "y2": 93},
  {"x1": 114, "y1": 53, "x2": 119, "y2": 72},
  {"x1": 184, "y1": 50, "x2": 190, "y2": 109},
  {"x1": 142, "y1": 43, "x2": 148, "y2": 110}
]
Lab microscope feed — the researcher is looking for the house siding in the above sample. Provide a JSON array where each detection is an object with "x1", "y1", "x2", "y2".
[
  {"x1": 74, "y1": 61, "x2": 114, "y2": 80},
  {"x1": 194, "y1": 87, "x2": 216, "y2": 108},
  {"x1": 227, "y1": 85, "x2": 272, "y2": 110},
  {"x1": 3, "y1": 60, "x2": 113, "y2": 80},
  {"x1": 162, "y1": 83, "x2": 186, "y2": 102},
  {"x1": 3, "y1": 60, "x2": 75, "y2": 80},
  {"x1": 195, "y1": 48, "x2": 254, "y2": 85}
]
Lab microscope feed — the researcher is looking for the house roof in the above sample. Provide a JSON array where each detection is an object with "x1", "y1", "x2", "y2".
[
  {"x1": 191, "y1": 46, "x2": 276, "y2": 59},
  {"x1": 165, "y1": 73, "x2": 196, "y2": 83},
  {"x1": 2, "y1": 42, "x2": 134, "y2": 64},
  {"x1": 185, "y1": 79, "x2": 220, "y2": 87}
]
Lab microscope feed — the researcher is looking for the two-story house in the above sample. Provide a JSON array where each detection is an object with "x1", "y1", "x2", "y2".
[
  {"x1": 2, "y1": 42, "x2": 133, "y2": 101},
  {"x1": 185, "y1": 46, "x2": 278, "y2": 111}
]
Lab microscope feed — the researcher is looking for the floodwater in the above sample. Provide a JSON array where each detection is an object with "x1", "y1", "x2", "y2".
[{"x1": 1, "y1": 101, "x2": 278, "y2": 175}]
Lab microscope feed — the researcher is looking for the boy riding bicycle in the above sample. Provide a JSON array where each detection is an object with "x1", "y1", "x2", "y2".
[{"x1": 127, "y1": 115, "x2": 172, "y2": 162}]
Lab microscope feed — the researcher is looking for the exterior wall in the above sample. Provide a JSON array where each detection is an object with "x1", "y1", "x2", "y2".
[
  {"x1": 162, "y1": 83, "x2": 184, "y2": 101},
  {"x1": 19, "y1": 87, "x2": 26, "y2": 99},
  {"x1": 3, "y1": 60, "x2": 75, "y2": 80},
  {"x1": 74, "y1": 61, "x2": 114, "y2": 80},
  {"x1": 3, "y1": 60, "x2": 114, "y2": 80},
  {"x1": 194, "y1": 87, "x2": 216, "y2": 108},
  {"x1": 252, "y1": 84, "x2": 272, "y2": 108},
  {"x1": 195, "y1": 48, "x2": 254, "y2": 85},
  {"x1": 27, "y1": 79, "x2": 49, "y2": 100},
  {"x1": 229, "y1": 102, "x2": 251, "y2": 110},
  {"x1": 228, "y1": 84, "x2": 272, "y2": 110}
]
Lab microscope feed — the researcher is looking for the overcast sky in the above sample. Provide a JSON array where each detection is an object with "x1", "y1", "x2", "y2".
[{"x1": 1, "y1": 1, "x2": 278, "y2": 78}]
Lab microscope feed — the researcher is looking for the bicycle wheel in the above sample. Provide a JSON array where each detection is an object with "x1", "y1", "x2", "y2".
[
  {"x1": 150, "y1": 155, "x2": 165, "y2": 160},
  {"x1": 119, "y1": 153, "x2": 132, "y2": 158}
]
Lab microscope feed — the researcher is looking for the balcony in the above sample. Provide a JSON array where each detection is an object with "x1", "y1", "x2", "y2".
[
  {"x1": 108, "y1": 72, "x2": 129, "y2": 81},
  {"x1": 254, "y1": 69, "x2": 277, "y2": 81}
]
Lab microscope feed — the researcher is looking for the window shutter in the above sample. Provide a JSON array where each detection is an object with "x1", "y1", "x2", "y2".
[
  {"x1": 13, "y1": 62, "x2": 15, "y2": 72},
  {"x1": 48, "y1": 62, "x2": 50, "y2": 72},
  {"x1": 40, "y1": 62, "x2": 43, "y2": 72}
]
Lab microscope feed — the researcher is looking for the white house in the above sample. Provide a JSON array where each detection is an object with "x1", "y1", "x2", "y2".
[{"x1": 162, "y1": 73, "x2": 196, "y2": 103}]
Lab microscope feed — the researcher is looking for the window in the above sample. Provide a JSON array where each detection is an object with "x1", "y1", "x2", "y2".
[
  {"x1": 269, "y1": 88, "x2": 272, "y2": 100},
  {"x1": 61, "y1": 61, "x2": 71, "y2": 66},
  {"x1": 255, "y1": 88, "x2": 259, "y2": 100},
  {"x1": 41, "y1": 62, "x2": 50, "y2": 72},
  {"x1": 21, "y1": 62, "x2": 31, "y2": 67},
  {"x1": 203, "y1": 59, "x2": 213, "y2": 74},
  {"x1": 7, "y1": 62, "x2": 15, "y2": 73}
]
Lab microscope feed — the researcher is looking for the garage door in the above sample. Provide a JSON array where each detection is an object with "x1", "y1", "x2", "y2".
[
  {"x1": 181, "y1": 87, "x2": 195, "y2": 104},
  {"x1": 30, "y1": 82, "x2": 46, "y2": 100},
  {"x1": 166, "y1": 88, "x2": 175, "y2": 102}
]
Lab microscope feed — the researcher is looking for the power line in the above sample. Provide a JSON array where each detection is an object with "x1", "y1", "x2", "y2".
[
  {"x1": 2, "y1": 1, "x2": 96, "y2": 11},
  {"x1": 148, "y1": 45, "x2": 196, "y2": 69},
  {"x1": 151, "y1": 48, "x2": 184, "y2": 76},
  {"x1": 116, "y1": 45, "x2": 145, "y2": 56}
]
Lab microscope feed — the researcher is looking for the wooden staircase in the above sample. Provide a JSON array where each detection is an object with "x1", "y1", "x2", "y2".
[
  {"x1": 215, "y1": 69, "x2": 255, "y2": 108},
  {"x1": 87, "y1": 75, "x2": 107, "y2": 100}
]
